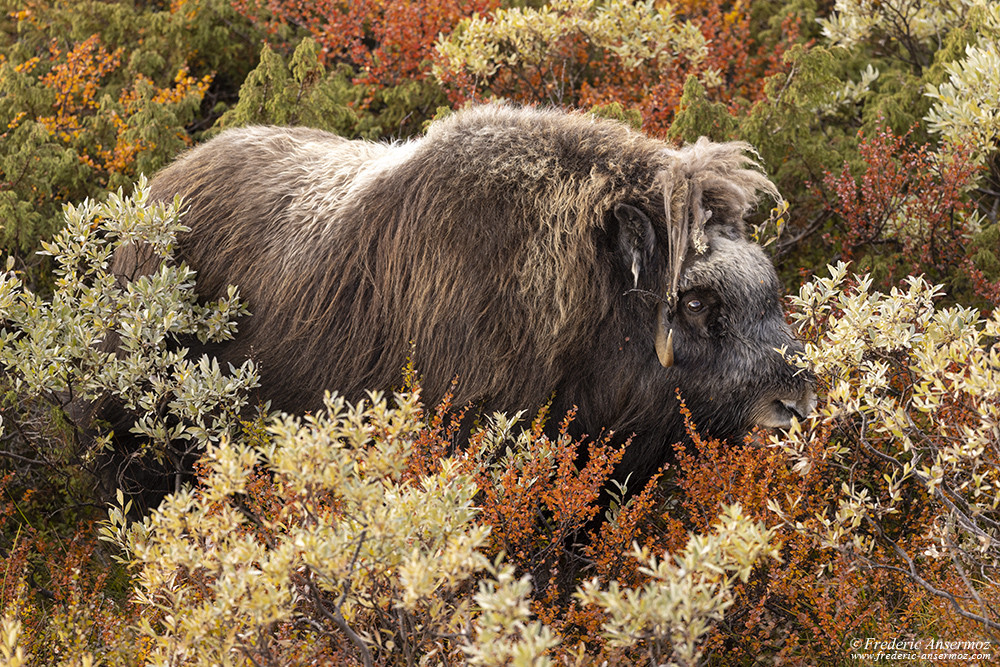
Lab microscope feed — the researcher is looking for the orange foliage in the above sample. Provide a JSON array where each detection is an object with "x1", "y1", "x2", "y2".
[
  {"x1": 37, "y1": 34, "x2": 212, "y2": 181},
  {"x1": 94, "y1": 68, "x2": 212, "y2": 175},
  {"x1": 232, "y1": 0, "x2": 500, "y2": 92},
  {"x1": 9, "y1": 30, "x2": 211, "y2": 190},
  {"x1": 472, "y1": 409, "x2": 621, "y2": 563},
  {"x1": 400, "y1": 397, "x2": 672, "y2": 662},
  {"x1": 656, "y1": 402, "x2": 937, "y2": 663},
  {"x1": 37, "y1": 35, "x2": 123, "y2": 143},
  {"x1": 587, "y1": 1, "x2": 803, "y2": 135}
]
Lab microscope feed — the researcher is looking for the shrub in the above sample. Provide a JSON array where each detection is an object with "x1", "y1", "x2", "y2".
[
  {"x1": 434, "y1": 0, "x2": 709, "y2": 107},
  {"x1": 98, "y1": 397, "x2": 775, "y2": 666},
  {"x1": 209, "y1": 38, "x2": 362, "y2": 138},
  {"x1": 822, "y1": 122, "x2": 991, "y2": 301},
  {"x1": 101, "y1": 391, "x2": 502, "y2": 665},
  {"x1": 578, "y1": 503, "x2": 781, "y2": 667},
  {"x1": 231, "y1": 0, "x2": 499, "y2": 138},
  {"x1": 0, "y1": 177, "x2": 257, "y2": 506},
  {"x1": 774, "y1": 262, "x2": 1000, "y2": 633},
  {"x1": 434, "y1": 0, "x2": 803, "y2": 136},
  {"x1": 0, "y1": 0, "x2": 262, "y2": 284}
]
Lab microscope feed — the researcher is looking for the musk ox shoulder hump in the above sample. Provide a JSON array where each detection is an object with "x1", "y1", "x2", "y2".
[
  {"x1": 418, "y1": 104, "x2": 668, "y2": 189},
  {"x1": 150, "y1": 125, "x2": 410, "y2": 235}
]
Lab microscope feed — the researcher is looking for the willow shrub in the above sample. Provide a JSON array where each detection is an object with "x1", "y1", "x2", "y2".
[
  {"x1": 0, "y1": 183, "x2": 778, "y2": 666},
  {"x1": 773, "y1": 261, "x2": 1000, "y2": 632}
]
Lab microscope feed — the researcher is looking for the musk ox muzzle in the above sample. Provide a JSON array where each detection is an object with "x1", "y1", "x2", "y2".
[{"x1": 116, "y1": 103, "x2": 814, "y2": 489}]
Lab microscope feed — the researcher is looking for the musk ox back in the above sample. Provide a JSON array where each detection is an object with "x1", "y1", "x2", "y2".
[{"x1": 115, "y1": 104, "x2": 815, "y2": 488}]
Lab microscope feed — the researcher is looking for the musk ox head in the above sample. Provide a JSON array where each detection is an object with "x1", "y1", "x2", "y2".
[
  {"x1": 127, "y1": 103, "x2": 814, "y2": 489},
  {"x1": 617, "y1": 138, "x2": 813, "y2": 429}
]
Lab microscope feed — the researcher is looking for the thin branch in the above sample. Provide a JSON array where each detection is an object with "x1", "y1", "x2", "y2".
[
  {"x1": 304, "y1": 529, "x2": 374, "y2": 667},
  {"x1": 863, "y1": 514, "x2": 1000, "y2": 633},
  {"x1": 305, "y1": 572, "x2": 375, "y2": 667},
  {"x1": 944, "y1": 531, "x2": 993, "y2": 625}
]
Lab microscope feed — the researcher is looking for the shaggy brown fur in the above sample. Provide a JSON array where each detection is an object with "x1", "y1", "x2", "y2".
[{"x1": 113, "y1": 104, "x2": 813, "y2": 488}]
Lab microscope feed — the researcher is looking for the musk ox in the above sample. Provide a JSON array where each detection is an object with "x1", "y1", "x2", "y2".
[{"x1": 114, "y1": 103, "x2": 815, "y2": 489}]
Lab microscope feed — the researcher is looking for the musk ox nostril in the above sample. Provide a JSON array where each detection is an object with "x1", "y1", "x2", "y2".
[
  {"x1": 750, "y1": 386, "x2": 816, "y2": 430},
  {"x1": 769, "y1": 388, "x2": 817, "y2": 427},
  {"x1": 800, "y1": 388, "x2": 818, "y2": 419},
  {"x1": 781, "y1": 398, "x2": 806, "y2": 422}
]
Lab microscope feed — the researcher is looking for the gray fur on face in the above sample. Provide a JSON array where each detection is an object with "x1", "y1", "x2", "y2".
[{"x1": 111, "y1": 103, "x2": 814, "y2": 488}]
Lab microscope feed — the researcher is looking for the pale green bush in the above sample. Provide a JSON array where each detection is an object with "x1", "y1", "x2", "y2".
[
  {"x1": 0, "y1": 616, "x2": 26, "y2": 667},
  {"x1": 578, "y1": 504, "x2": 781, "y2": 667},
  {"x1": 770, "y1": 262, "x2": 1000, "y2": 630},
  {"x1": 925, "y1": 33, "x2": 1000, "y2": 167},
  {"x1": 102, "y1": 391, "x2": 499, "y2": 665},
  {"x1": 819, "y1": 0, "x2": 980, "y2": 52},
  {"x1": 922, "y1": 0, "x2": 1000, "y2": 194},
  {"x1": 455, "y1": 561, "x2": 558, "y2": 666},
  {"x1": 434, "y1": 0, "x2": 711, "y2": 104},
  {"x1": 820, "y1": 0, "x2": 1000, "y2": 190},
  {"x1": 0, "y1": 177, "x2": 257, "y2": 495}
]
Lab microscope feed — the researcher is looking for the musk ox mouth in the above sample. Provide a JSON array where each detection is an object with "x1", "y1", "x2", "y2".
[{"x1": 753, "y1": 388, "x2": 818, "y2": 430}]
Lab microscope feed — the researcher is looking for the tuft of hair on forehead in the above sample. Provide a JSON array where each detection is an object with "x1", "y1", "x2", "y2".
[
  {"x1": 658, "y1": 137, "x2": 781, "y2": 308},
  {"x1": 663, "y1": 137, "x2": 780, "y2": 218}
]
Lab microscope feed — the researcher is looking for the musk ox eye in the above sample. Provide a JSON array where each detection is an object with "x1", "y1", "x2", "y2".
[{"x1": 685, "y1": 297, "x2": 705, "y2": 314}]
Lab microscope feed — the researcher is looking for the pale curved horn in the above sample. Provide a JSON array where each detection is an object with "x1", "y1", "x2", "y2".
[{"x1": 655, "y1": 303, "x2": 674, "y2": 368}]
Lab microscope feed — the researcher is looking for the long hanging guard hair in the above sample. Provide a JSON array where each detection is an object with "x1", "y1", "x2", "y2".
[{"x1": 658, "y1": 137, "x2": 782, "y2": 313}]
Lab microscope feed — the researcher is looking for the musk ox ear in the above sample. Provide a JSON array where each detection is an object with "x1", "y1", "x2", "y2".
[{"x1": 614, "y1": 203, "x2": 656, "y2": 288}]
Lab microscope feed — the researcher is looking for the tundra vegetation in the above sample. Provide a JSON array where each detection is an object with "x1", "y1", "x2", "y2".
[{"x1": 0, "y1": 0, "x2": 999, "y2": 665}]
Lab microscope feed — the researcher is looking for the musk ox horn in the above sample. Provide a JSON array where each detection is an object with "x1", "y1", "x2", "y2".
[{"x1": 655, "y1": 303, "x2": 674, "y2": 368}]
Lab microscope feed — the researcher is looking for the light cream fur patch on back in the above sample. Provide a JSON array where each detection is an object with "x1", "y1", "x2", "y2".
[{"x1": 287, "y1": 137, "x2": 423, "y2": 234}]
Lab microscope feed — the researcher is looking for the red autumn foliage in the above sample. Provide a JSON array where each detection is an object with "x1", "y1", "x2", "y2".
[
  {"x1": 404, "y1": 396, "x2": 679, "y2": 663},
  {"x1": 967, "y1": 263, "x2": 1000, "y2": 305},
  {"x1": 681, "y1": 2, "x2": 803, "y2": 107},
  {"x1": 581, "y1": 2, "x2": 804, "y2": 135},
  {"x1": 434, "y1": 0, "x2": 804, "y2": 136},
  {"x1": 657, "y1": 400, "x2": 981, "y2": 664},
  {"x1": 0, "y1": 472, "x2": 148, "y2": 662},
  {"x1": 231, "y1": 0, "x2": 500, "y2": 90},
  {"x1": 824, "y1": 123, "x2": 987, "y2": 296}
]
